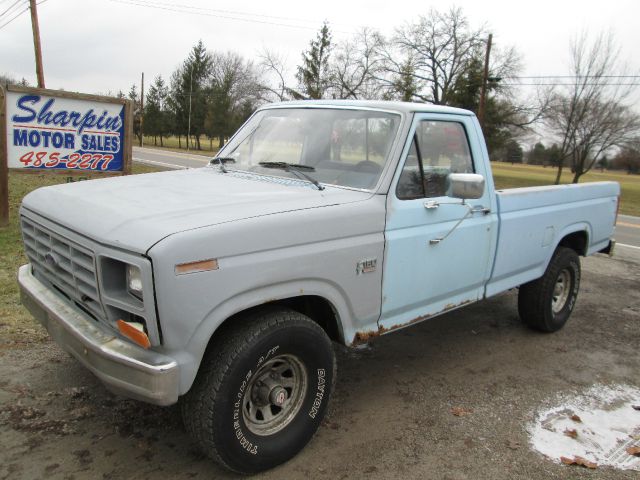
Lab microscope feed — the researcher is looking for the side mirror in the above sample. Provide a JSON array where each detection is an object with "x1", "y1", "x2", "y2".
[{"x1": 449, "y1": 173, "x2": 485, "y2": 200}]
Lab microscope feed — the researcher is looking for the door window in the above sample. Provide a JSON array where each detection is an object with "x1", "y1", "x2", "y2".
[{"x1": 397, "y1": 121, "x2": 474, "y2": 199}]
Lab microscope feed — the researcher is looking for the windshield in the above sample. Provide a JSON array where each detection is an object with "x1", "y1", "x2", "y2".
[{"x1": 215, "y1": 108, "x2": 401, "y2": 190}]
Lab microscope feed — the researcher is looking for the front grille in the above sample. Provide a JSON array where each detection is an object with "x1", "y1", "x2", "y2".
[{"x1": 21, "y1": 217, "x2": 104, "y2": 321}]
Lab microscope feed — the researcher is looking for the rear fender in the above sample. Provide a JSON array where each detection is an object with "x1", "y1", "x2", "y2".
[{"x1": 547, "y1": 223, "x2": 591, "y2": 268}]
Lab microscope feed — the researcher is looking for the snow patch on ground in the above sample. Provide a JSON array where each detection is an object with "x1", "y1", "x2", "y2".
[{"x1": 528, "y1": 384, "x2": 640, "y2": 470}]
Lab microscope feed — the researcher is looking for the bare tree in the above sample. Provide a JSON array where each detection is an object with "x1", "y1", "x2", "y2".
[
  {"x1": 547, "y1": 31, "x2": 640, "y2": 183},
  {"x1": 611, "y1": 141, "x2": 640, "y2": 173},
  {"x1": 485, "y1": 44, "x2": 551, "y2": 127},
  {"x1": 258, "y1": 48, "x2": 293, "y2": 102},
  {"x1": 379, "y1": 7, "x2": 546, "y2": 124},
  {"x1": 210, "y1": 52, "x2": 263, "y2": 103},
  {"x1": 370, "y1": 8, "x2": 548, "y2": 157},
  {"x1": 0, "y1": 73, "x2": 29, "y2": 86},
  {"x1": 391, "y1": 6, "x2": 485, "y2": 105},
  {"x1": 329, "y1": 28, "x2": 386, "y2": 99},
  {"x1": 205, "y1": 51, "x2": 265, "y2": 148}
]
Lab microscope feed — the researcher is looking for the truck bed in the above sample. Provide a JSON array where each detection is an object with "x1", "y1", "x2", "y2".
[{"x1": 485, "y1": 182, "x2": 619, "y2": 297}]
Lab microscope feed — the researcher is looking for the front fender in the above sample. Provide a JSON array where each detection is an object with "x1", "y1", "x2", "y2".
[
  {"x1": 147, "y1": 196, "x2": 387, "y2": 396},
  {"x1": 178, "y1": 279, "x2": 356, "y2": 394}
]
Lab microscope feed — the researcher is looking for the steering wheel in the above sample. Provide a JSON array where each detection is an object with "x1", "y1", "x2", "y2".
[{"x1": 354, "y1": 160, "x2": 381, "y2": 174}]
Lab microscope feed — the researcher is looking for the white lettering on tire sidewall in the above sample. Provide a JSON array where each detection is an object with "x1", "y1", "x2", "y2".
[
  {"x1": 231, "y1": 345, "x2": 280, "y2": 455},
  {"x1": 568, "y1": 260, "x2": 580, "y2": 311},
  {"x1": 308, "y1": 368, "x2": 326, "y2": 419}
]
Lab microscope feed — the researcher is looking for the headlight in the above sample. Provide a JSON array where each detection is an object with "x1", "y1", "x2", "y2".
[{"x1": 126, "y1": 264, "x2": 143, "y2": 300}]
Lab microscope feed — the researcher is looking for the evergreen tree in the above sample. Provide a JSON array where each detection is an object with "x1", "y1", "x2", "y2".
[
  {"x1": 527, "y1": 142, "x2": 547, "y2": 165},
  {"x1": 547, "y1": 144, "x2": 563, "y2": 168},
  {"x1": 184, "y1": 40, "x2": 212, "y2": 149},
  {"x1": 127, "y1": 84, "x2": 139, "y2": 105},
  {"x1": 145, "y1": 75, "x2": 169, "y2": 146},
  {"x1": 390, "y1": 57, "x2": 419, "y2": 102},
  {"x1": 128, "y1": 84, "x2": 142, "y2": 143},
  {"x1": 297, "y1": 22, "x2": 332, "y2": 99},
  {"x1": 168, "y1": 40, "x2": 213, "y2": 150},
  {"x1": 167, "y1": 69, "x2": 186, "y2": 148},
  {"x1": 505, "y1": 139, "x2": 523, "y2": 163},
  {"x1": 448, "y1": 56, "x2": 484, "y2": 111}
]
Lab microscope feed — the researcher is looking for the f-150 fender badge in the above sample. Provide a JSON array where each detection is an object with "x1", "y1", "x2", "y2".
[{"x1": 356, "y1": 258, "x2": 377, "y2": 275}]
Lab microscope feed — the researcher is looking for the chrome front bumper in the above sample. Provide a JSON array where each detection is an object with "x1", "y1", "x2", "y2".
[{"x1": 18, "y1": 264, "x2": 179, "y2": 406}]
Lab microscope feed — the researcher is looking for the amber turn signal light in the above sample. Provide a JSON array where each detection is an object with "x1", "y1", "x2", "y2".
[
  {"x1": 175, "y1": 258, "x2": 219, "y2": 275},
  {"x1": 117, "y1": 319, "x2": 151, "y2": 349}
]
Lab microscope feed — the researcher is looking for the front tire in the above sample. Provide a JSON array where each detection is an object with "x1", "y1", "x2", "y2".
[
  {"x1": 518, "y1": 247, "x2": 581, "y2": 332},
  {"x1": 181, "y1": 307, "x2": 336, "y2": 474}
]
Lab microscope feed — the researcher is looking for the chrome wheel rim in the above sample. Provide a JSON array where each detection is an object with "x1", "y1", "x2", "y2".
[
  {"x1": 242, "y1": 354, "x2": 308, "y2": 436},
  {"x1": 552, "y1": 269, "x2": 571, "y2": 313}
]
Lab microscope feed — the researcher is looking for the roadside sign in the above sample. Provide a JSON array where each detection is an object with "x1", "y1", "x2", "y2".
[
  {"x1": 0, "y1": 84, "x2": 133, "y2": 226},
  {"x1": 3, "y1": 85, "x2": 132, "y2": 174}
]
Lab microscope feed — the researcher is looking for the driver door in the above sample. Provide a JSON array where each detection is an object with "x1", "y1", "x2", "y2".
[{"x1": 379, "y1": 114, "x2": 497, "y2": 331}]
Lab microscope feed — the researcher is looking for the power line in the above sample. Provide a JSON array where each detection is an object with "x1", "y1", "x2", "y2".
[
  {"x1": 115, "y1": 0, "x2": 327, "y2": 27},
  {"x1": 0, "y1": 0, "x2": 26, "y2": 19},
  {"x1": 106, "y1": 0, "x2": 351, "y2": 34},
  {"x1": 503, "y1": 84, "x2": 640, "y2": 86},
  {"x1": 511, "y1": 75, "x2": 640, "y2": 79},
  {"x1": 0, "y1": 0, "x2": 47, "y2": 30},
  {"x1": 499, "y1": 75, "x2": 640, "y2": 87},
  {"x1": 0, "y1": 2, "x2": 27, "y2": 30},
  {"x1": 107, "y1": 0, "x2": 317, "y2": 30}
]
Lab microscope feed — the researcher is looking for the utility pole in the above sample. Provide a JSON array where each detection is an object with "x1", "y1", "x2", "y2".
[
  {"x1": 187, "y1": 67, "x2": 193, "y2": 151},
  {"x1": 29, "y1": 0, "x2": 45, "y2": 88},
  {"x1": 478, "y1": 33, "x2": 493, "y2": 130},
  {"x1": 139, "y1": 72, "x2": 144, "y2": 147}
]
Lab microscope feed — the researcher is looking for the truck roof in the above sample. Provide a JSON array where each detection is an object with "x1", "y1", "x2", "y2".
[{"x1": 262, "y1": 99, "x2": 475, "y2": 116}]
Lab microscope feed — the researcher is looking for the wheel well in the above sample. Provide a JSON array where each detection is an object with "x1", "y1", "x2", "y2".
[
  {"x1": 558, "y1": 230, "x2": 588, "y2": 256},
  {"x1": 213, "y1": 296, "x2": 343, "y2": 345}
]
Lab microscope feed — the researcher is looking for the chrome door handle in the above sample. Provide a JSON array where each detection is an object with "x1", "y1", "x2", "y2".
[
  {"x1": 471, "y1": 206, "x2": 491, "y2": 215},
  {"x1": 424, "y1": 200, "x2": 439, "y2": 209}
]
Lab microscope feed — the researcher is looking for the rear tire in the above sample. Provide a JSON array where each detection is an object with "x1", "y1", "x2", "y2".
[
  {"x1": 181, "y1": 307, "x2": 336, "y2": 474},
  {"x1": 518, "y1": 247, "x2": 581, "y2": 332}
]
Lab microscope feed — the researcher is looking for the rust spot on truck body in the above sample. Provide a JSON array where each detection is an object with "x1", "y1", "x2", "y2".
[
  {"x1": 353, "y1": 329, "x2": 383, "y2": 343},
  {"x1": 352, "y1": 299, "x2": 474, "y2": 345}
]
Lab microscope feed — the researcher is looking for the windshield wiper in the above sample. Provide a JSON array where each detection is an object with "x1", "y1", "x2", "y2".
[
  {"x1": 258, "y1": 162, "x2": 325, "y2": 191},
  {"x1": 209, "y1": 157, "x2": 236, "y2": 173}
]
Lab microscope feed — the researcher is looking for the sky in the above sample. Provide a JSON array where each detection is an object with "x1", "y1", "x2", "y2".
[{"x1": 1, "y1": 0, "x2": 639, "y2": 101}]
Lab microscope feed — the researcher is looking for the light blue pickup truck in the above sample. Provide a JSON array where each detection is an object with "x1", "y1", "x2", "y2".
[{"x1": 18, "y1": 101, "x2": 619, "y2": 473}]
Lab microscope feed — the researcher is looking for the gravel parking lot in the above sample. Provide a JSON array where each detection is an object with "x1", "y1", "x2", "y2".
[{"x1": 1, "y1": 250, "x2": 639, "y2": 480}]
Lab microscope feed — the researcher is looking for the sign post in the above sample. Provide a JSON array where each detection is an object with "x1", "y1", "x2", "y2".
[
  {"x1": 0, "y1": 87, "x2": 8, "y2": 226},
  {"x1": 0, "y1": 85, "x2": 133, "y2": 226}
]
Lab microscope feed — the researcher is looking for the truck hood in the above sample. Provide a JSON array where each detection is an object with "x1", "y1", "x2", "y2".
[{"x1": 21, "y1": 167, "x2": 373, "y2": 253}]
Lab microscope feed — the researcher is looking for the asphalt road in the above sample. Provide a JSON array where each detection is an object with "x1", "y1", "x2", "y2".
[
  {"x1": 616, "y1": 214, "x2": 640, "y2": 249},
  {"x1": 133, "y1": 146, "x2": 211, "y2": 169},
  {"x1": 132, "y1": 147, "x2": 640, "y2": 249}
]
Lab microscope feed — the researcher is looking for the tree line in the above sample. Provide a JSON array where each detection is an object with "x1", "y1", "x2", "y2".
[
  {"x1": 131, "y1": 7, "x2": 637, "y2": 183},
  {"x1": 124, "y1": 40, "x2": 263, "y2": 151},
  {"x1": 131, "y1": 7, "x2": 533, "y2": 160},
  {"x1": 4, "y1": 6, "x2": 637, "y2": 183},
  {"x1": 524, "y1": 141, "x2": 640, "y2": 174}
]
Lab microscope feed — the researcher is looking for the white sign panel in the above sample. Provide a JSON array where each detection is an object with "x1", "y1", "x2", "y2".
[{"x1": 6, "y1": 91, "x2": 126, "y2": 172}]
